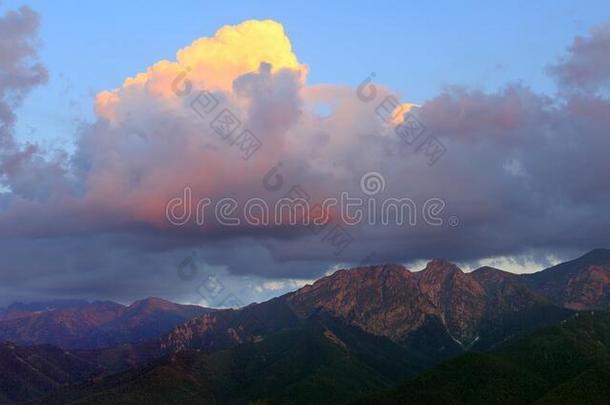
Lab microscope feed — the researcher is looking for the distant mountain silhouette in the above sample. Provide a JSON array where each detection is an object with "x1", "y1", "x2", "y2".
[{"x1": 0, "y1": 297, "x2": 214, "y2": 349}]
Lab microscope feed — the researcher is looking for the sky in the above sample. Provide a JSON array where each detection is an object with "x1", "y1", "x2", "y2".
[
  {"x1": 1, "y1": 1, "x2": 610, "y2": 307},
  {"x1": 12, "y1": 0, "x2": 610, "y2": 150}
]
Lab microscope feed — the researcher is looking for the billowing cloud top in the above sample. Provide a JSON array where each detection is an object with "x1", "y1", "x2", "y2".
[
  {"x1": 0, "y1": 10, "x2": 609, "y2": 306},
  {"x1": 96, "y1": 20, "x2": 307, "y2": 122},
  {"x1": 549, "y1": 21, "x2": 610, "y2": 92}
]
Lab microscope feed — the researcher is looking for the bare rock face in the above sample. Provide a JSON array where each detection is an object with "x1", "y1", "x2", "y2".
[
  {"x1": 286, "y1": 261, "x2": 543, "y2": 348},
  {"x1": 472, "y1": 266, "x2": 547, "y2": 312},
  {"x1": 159, "y1": 260, "x2": 569, "y2": 356},
  {"x1": 136, "y1": 250, "x2": 610, "y2": 359},
  {"x1": 521, "y1": 248, "x2": 610, "y2": 310},
  {"x1": 416, "y1": 260, "x2": 487, "y2": 345},
  {"x1": 562, "y1": 266, "x2": 610, "y2": 310},
  {"x1": 287, "y1": 264, "x2": 434, "y2": 342}
]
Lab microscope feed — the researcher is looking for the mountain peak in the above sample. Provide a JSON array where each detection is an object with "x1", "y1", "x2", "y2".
[
  {"x1": 320, "y1": 263, "x2": 410, "y2": 282},
  {"x1": 420, "y1": 260, "x2": 463, "y2": 276},
  {"x1": 140, "y1": 297, "x2": 173, "y2": 304},
  {"x1": 473, "y1": 265, "x2": 503, "y2": 272},
  {"x1": 129, "y1": 297, "x2": 177, "y2": 311},
  {"x1": 580, "y1": 248, "x2": 610, "y2": 263},
  {"x1": 520, "y1": 248, "x2": 610, "y2": 308},
  {"x1": 471, "y1": 266, "x2": 515, "y2": 279}
]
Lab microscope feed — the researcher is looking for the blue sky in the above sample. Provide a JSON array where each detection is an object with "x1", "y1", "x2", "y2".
[{"x1": 9, "y1": 0, "x2": 610, "y2": 152}]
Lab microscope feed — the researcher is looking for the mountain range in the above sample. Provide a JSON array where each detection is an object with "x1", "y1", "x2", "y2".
[
  {"x1": 0, "y1": 297, "x2": 214, "y2": 349},
  {"x1": 1, "y1": 248, "x2": 610, "y2": 404}
]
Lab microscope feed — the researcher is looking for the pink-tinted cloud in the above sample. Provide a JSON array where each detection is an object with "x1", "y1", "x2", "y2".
[{"x1": 549, "y1": 21, "x2": 610, "y2": 92}]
